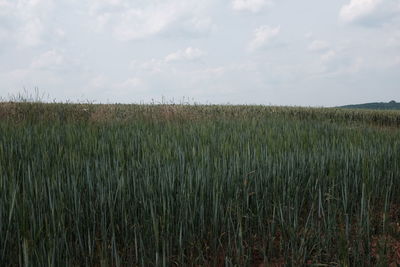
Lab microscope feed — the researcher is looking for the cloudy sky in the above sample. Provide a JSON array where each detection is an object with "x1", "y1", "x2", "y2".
[{"x1": 0, "y1": 0, "x2": 399, "y2": 106}]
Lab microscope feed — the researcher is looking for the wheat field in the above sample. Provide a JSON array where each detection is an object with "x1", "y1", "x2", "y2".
[{"x1": 0, "y1": 102, "x2": 399, "y2": 266}]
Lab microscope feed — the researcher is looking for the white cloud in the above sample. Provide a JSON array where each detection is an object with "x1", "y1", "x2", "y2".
[
  {"x1": 0, "y1": 0, "x2": 13, "y2": 15},
  {"x1": 232, "y1": 0, "x2": 272, "y2": 13},
  {"x1": 31, "y1": 50, "x2": 65, "y2": 70},
  {"x1": 116, "y1": 77, "x2": 143, "y2": 89},
  {"x1": 87, "y1": 75, "x2": 109, "y2": 90},
  {"x1": 0, "y1": 27, "x2": 8, "y2": 41},
  {"x1": 129, "y1": 47, "x2": 205, "y2": 76},
  {"x1": 88, "y1": 0, "x2": 213, "y2": 41},
  {"x1": 0, "y1": 0, "x2": 54, "y2": 46},
  {"x1": 386, "y1": 31, "x2": 400, "y2": 47},
  {"x1": 308, "y1": 40, "x2": 330, "y2": 52},
  {"x1": 132, "y1": 59, "x2": 165, "y2": 73},
  {"x1": 248, "y1": 25, "x2": 280, "y2": 51},
  {"x1": 198, "y1": 66, "x2": 226, "y2": 76},
  {"x1": 165, "y1": 47, "x2": 205, "y2": 62},
  {"x1": 134, "y1": 58, "x2": 174, "y2": 73},
  {"x1": 393, "y1": 56, "x2": 400, "y2": 66},
  {"x1": 88, "y1": 0, "x2": 122, "y2": 14},
  {"x1": 321, "y1": 50, "x2": 336, "y2": 62},
  {"x1": 113, "y1": 6, "x2": 179, "y2": 41},
  {"x1": 339, "y1": 0, "x2": 383, "y2": 23},
  {"x1": 339, "y1": 0, "x2": 400, "y2": 25},
  {"x1": 1, "y1": 0, "x2": 400, "y2": 106},
  {"x1": 17, "y1": 18, "x2": 44, "y2": 46},
  {"x1": 0, "y1": 49, "x2": 68, "y2": 77},
  {"x1": 112, "y1": 78, "x2": 147, "y2": 96},
  {"x1": 184, "y1": 17, "x2": 214, "y2": 35},
  {"x1": 84, "y1": 75, "x2": 149, "y2": 103},
  {"x1": 0, "y1": 49, "x2": 81, "y2": 98},
  {"x1": 53, "y1": 28, "x2": 66, "y2": 39},
  {"x1": 304, "y1": 32, "x2": 313, "y2": 39}
]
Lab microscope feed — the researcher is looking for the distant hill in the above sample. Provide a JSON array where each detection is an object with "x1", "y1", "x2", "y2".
[{"x1": 339, "y1": 100, "x2": 400, "y2": 110}]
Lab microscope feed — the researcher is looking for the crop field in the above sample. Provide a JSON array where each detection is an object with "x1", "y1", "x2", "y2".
[{"x1": 0, "y1": 102, "x2": 400, "y2": 266}]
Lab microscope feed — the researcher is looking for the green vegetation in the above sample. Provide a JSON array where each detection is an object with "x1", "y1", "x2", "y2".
[
  {"x1": 1, "y1": 102, "x2": 399, "y2": 266},
  {"x1": 339, "y1": 100, "x2": 400, "y2": 110}
]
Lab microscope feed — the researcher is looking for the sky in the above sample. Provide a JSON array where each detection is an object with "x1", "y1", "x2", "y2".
[{"x1": 0, "y1": 0, "x2": 399, "y2": 106}]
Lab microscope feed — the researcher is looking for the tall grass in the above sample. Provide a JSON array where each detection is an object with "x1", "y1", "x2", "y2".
[{"x1": 0, "y1": 103, "x2": 399, "y2": 266}]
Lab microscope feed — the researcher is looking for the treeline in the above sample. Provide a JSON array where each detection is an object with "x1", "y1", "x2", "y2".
[{"x1": 340, "y1": 101, "x2": 400, "y2": 110}]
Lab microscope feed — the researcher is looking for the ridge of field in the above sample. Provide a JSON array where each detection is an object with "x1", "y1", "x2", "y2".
[
  {"x1": 1, "y1": 102, "x2": 400, "y2": 127},
  {"x1": 0, "y1": 102, "x2": 399, "y2": 266}
]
